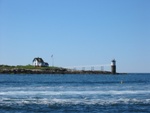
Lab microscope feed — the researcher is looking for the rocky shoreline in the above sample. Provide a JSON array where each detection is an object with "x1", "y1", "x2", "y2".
[
  {"x1": 0, "y1": 65, "x2": 124, "y2": 74},
  {"x1": 0, "y1": 68, "x2": 112, "y2": 74}
]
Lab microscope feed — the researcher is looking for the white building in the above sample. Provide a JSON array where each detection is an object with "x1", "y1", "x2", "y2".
[{"x1": 32, "y1": 57, "x2": 49, "y2": 67}]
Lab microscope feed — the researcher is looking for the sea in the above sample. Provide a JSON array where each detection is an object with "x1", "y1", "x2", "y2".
[{"x1": 0, "y1": 74, "x2": 150, "y2": 113}]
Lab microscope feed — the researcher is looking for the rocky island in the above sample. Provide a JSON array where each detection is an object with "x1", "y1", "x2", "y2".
[{"x1": 0, "y1": 65, "x2": 113, "y2": 74}]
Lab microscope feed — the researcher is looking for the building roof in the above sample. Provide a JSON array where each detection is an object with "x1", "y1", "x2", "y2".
[
  {"x1": 44, "y1": 62, "x2": 49, "y2": 65},
  {"x1": 33, "y1": 57, "x2": 44, "y2": 63}
]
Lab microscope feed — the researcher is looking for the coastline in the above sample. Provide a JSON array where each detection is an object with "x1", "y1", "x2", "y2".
[
  {"x1": 0, "y1": 65, "x2": 127, "y2": 74},
  {"x1": 0, "y1": 65, "x2": 123, "y2": 74},
  {"x1": 0, "y1": 68, "x2": 113, "y2": 74}
]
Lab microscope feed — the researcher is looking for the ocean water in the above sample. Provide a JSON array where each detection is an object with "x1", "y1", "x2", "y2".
[{"x1": 0, "y1": 74, "x2": 150, "y2": 113}]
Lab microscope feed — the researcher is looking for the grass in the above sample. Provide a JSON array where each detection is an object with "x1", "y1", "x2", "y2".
[{"x1": 0, "y1": 65, "x2": 62, "y2": 70}]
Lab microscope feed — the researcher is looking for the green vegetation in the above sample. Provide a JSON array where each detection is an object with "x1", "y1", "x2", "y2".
[
  {"x1": 0, "y1": 64, "x2": 68, "y2": 74},
  {"x1": 0, "y1": 65, "x2": 61, "y2": 70}
]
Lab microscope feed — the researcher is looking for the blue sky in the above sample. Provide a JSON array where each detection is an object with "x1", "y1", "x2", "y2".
[{"x1": 0, "y1": 0, "x2": 150, "y2": 73}]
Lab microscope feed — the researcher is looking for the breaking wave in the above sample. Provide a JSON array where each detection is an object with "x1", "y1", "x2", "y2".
[
  {"x1": 0, "y1": 90, "x2": 150, "y2": 96},
  {"x1": 0, "y1": 98, "x2": 150, "y2": 106}
]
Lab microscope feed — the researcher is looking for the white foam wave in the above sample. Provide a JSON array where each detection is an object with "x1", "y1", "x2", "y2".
[
  {"x1": 0, "y1": 98, "x2": 150, "y2": 106},
  {"x1": 0, "y1": 90, "x2": 150, "y2": 96}
]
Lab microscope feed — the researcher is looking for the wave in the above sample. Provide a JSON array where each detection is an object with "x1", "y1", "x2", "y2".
[
  {"x1": 0, "y1": 90, "x2": 150, "y2": 96},
  {"x1": 0, "y1": 98, "x2": 150, "y2": 106}
]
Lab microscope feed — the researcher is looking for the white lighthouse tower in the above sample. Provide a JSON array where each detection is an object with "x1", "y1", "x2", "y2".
[{"x1": 111, "y1": 59, "x2": 116, "y2": 74}]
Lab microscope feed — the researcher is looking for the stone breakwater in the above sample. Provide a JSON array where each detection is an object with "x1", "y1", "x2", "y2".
[{"x1": 0, "y1": 68, "x2": 112, "y2": 74}]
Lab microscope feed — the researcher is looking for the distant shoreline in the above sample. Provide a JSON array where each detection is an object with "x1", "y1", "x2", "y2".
[
  {"x1": 0, "y1": 69, "x2": 113, "y2": 74},
  {"x1": 0, "y1": 65, "x2": 124, "y2": 75}
]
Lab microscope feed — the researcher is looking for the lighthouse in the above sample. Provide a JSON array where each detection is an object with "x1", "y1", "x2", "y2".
[{"x1": 111, "y1": 59, "x2": 116, "y2": 74}]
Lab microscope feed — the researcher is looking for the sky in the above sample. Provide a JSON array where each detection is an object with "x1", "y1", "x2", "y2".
[{"x1": 0, "y1": 0, "x2": 150, "y2": 73}]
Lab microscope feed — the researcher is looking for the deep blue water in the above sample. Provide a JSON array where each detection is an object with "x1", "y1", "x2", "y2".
[{"x1": 0, "y1": 74, "x2": 150, "y2": 113}]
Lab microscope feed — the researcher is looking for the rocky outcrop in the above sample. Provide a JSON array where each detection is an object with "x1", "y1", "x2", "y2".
[{"x1": 0, "y1": 68, "x2": 112, "y2": 74}]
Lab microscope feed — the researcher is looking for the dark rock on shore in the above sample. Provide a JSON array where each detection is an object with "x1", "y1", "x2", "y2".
[
  {"x1": 0, "y1": 68, "x2": 112, "y2": 74},
  {"x1": 0, "y1": 65, "x2": 125, "y2": 74}
]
